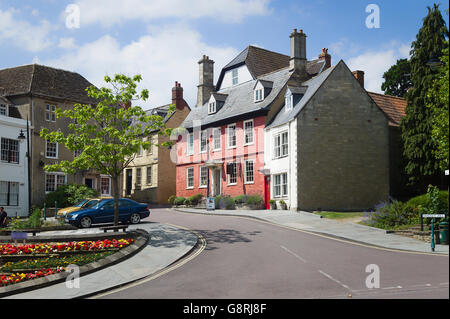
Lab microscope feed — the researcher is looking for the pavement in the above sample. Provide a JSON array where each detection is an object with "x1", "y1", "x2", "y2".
[
  {"x1": 3, "y1": 221, "x2": 198, "y2": 299},
  {"x1": 174, "y1": 208, "x2": 449, "y2": 254}
]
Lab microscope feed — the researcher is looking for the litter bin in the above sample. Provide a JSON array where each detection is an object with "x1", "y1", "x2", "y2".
[{"x1": 439, "y1": 222, "x2": 449, "y2": 245}]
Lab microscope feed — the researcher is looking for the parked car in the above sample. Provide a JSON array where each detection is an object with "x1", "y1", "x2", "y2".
[
  {"x1": 56, "y1": 197, "x2": 112, "y2": 218},
  {"x1": 65, "y1": 198, "x2": 150, "y2": 228}
]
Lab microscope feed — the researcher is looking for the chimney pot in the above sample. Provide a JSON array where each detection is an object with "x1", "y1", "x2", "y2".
[
  {"x1": 352, "y1": 70, "x2": 365, "y2": 88},
  {"x1": 318, "y1": 48, "x2": 331, "y2": 69},
  {"x1": 290, "y1": 28, "x2": 307, "y2": 75}
]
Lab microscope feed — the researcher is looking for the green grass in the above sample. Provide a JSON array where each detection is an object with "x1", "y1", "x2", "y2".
[{"x1": 313, "y1": 211, "x2": 365, "y2": 220}]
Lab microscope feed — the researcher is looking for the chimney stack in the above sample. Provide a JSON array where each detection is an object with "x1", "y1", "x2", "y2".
[
  {"x1": 197, "y1": 55, "x2": 215, "y2": 107},
  {"x1": 172, "y1": 81, "x2": 186, "y2": 110},
  {"x1": 352, "y1": 70, "x2": 365, "y2": 88},
  {"x1": 289, "y1": 29, "x2": 307, "y2": 75},
  {"x1": 318, "y1": 48, "x2": 331, "y2": 69}
]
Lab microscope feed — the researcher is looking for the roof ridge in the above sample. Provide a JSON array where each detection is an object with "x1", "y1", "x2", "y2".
[
  {"x1": 367, "y1": 91, "x2": 406, "y2": 100},
  {"x1": 29, "y1": 64, "x2": 36, "y2": 95},
  {"x1": 247, "y1": 45, "x2": 289, "y2": 58}
]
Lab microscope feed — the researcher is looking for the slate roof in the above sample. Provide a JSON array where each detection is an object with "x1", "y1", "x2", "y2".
[
  {"x1": 367, "y1": 92, "x2": 407, "y2": 126},
  {"x1": 0, "y1": 64, "x2": 96, "y2": 104},
  {"x1": 182, "y1": 67, "x2": 293, "y2": 129},
  {"x1": 266, "y1": 63, "x2": 338, "y2": 129},
  {"x1": 216, "y1": 46, "x2": 326, "y2": 90}
]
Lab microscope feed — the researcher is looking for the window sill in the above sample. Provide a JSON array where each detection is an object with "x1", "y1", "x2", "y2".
[
  {"x1": 244, "y1": 181, "x2": 254, "y2": 185},
  {"x1": 227, "y1": 183, "x2": 237, "y2": 186},
  {"x1": 199, "y1": 185, "x2": 208, "y2": 189},
  {"x1": 244, "y1": 142, "x2": 254, "y2": 147},
  {"x1": 186, "y1": 187, "x2": 194, "y2": 190}
]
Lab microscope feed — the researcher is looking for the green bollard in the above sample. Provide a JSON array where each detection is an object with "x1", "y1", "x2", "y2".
[
  {"x1": 43, "y1": 203, "x2": 46, "y2": 221},
  {"x1": 431, "y1": 218, "x2": 435, "y2": 252},
  {"x1": 55, "y1": 201, "x2": 57, "y2": 219}
]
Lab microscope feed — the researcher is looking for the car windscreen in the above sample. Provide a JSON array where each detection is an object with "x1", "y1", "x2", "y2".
[
  {"x1": 75, "y1": 199, "x2": 89, "y2": 207},
  {"x1": 84, "y1": 199, "x2": 99, "y2": 208}
]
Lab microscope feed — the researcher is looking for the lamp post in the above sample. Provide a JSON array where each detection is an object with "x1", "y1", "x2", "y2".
[{"x1": 18, "y1": 117, "x2": 31, "y2": 216}]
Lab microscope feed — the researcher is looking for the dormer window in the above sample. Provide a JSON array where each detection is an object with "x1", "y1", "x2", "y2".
[
  {"x1": 254, "y1": 88, "x2": 263, "y2": 102},
  {"x1": 232, "y1": 69, "x2": 238, "y2": 85},
  {"x1": 208, "y1": 101, "x2": 216, "y2": 114},
  {"x1": 285, "y1": 94, "x2": 293, "y2": 111}
]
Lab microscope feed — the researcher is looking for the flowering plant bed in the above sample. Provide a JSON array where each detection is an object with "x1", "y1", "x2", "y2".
[
  {"x1": 0, "y1": 251, "x2": 116, "y2": 273},
  {"x1": 1, "y1": 268, "x2": 64, "y2": 287},
  {"x1": 0, "y1": 238, "x2": 134, "y2": 256}
]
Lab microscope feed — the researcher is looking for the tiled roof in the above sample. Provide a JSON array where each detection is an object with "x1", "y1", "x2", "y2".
[
  {"x1": 0, "y1": 64, "x2": 96, "y2": 104},
  {"x1": 368, "y1": 92, "x2": 407, "y2": 126}
]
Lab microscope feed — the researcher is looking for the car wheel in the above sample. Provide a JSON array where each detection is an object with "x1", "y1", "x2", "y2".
[
  {"x1": 130, "y1": 213, "x2": 141, "y2": 224},
  {"x1": 79, "y1": 216, "x2": 92, "y2": 228}
]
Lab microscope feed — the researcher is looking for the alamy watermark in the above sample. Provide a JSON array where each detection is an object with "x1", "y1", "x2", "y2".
[
  {"x1": 65, "y1": 264, "x2": 80, "y2": 289},
  {"x1": 65, "y1": 4, "x2": 80, "y2": 29},
  {"x1": 365, "y1": 264, "x2": 380, "y2": 289},
  {"x1": 365, "y1": 4, "x2": 380, "y2": 29}
]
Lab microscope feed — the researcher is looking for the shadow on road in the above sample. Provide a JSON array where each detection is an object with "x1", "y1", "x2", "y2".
[{"x1": 195, "y1": 229, "x2": 262, "y2": 251}]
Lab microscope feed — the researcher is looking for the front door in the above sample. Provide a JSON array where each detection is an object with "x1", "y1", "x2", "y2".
[
  {"x1": 264, "y1": 176, "x2": 270, "y2": 209},
  {"x1": 85, "y1": 178, "x2": 93, "y2": 189},
  {"x1": 126, "y1": 169, "x2": 133, "y2": 196},
  {"x1": 213, "y1": 169, "x2": 221, "y2": 196}
]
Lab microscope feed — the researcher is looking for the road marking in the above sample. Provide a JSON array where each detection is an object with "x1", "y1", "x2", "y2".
[
  {"x1": 169, "y1": 208, "x2": 448, "y2": 257},
  {"x1": 280, "y1": 245, "x2": 308, "y2": 263},
  {"x1": 318, "y1": 269, "x2": 352, "y2": 291},
  {"x1": 381, "y1": 286, "x2": 402, "y2": 290},
  {"x1": 89, "y1": 223, "x2": 207, "y2": 299}
]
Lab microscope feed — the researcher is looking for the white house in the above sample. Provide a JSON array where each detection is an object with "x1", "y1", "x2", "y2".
[{"x1": 0, "y1": 97, "x2": 30, "y2": 217}]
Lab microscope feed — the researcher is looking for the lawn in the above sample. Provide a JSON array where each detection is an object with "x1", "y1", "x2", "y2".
[{"x1": 313, "y1": 211, "x2": 366, "y2": 220}]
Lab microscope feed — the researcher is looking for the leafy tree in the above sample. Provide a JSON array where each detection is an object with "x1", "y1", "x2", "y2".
[
  {"x1": 381, "y1": 58, "x2": 413, "y2": 97},
  {"x1": 427, "y1": 41, "x2": 449, "y2": 172},
  {"x1": 40, "y1": 74, "x2": 175, "y2": 226},
  {"x1": 400, "y1": 4, "x2": 449, "y2": 184}
]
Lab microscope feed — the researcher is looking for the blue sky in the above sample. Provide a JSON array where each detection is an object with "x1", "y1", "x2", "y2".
[{"x1": 0, "y1": 0, "x2": 448, "y2": 109}]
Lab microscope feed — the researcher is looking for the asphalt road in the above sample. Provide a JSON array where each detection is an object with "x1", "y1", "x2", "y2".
[{"x1": 96, "y1": 208, "x2": 449, "y2": 299}]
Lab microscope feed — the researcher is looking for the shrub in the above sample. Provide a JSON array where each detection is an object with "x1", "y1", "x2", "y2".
[
  {"x1": 366, "y1": 200, "x2": 420, "y2": 229},
  {"x1": 234, "y1": 195, "x2": 247, "y2": 204},
  {"x1": 406, "y1": 189, "x2": 448, "y2": 214},
  {"x1": 44, "y1": 184, "x2": 99, "y2": 208},
  {"x1": 173, "y1": 197, "x2": 186, "y2": 206},
  {"x1": 168, "y1": 195, "x2": 176, "y2": 205},
  {"x1": 245, "y1": 195, "x2": 263, "y2": 206},
  {"x1": 214, "y1": 195, "x2": 223, "y2": 209},
  {"x1": 215, "y1": 195, "x2": 235, "y2": 209},
  {"x1": 9, "y1": 208, "x2": 43, "y2": 230}
]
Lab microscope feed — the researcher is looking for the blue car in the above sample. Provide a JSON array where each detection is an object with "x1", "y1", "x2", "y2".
[{"x1": 65, "y1": 198, "x2": 150, "y2": 228}]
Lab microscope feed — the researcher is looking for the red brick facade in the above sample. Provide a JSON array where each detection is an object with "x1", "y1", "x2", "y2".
[{"x1": 176, "y1": 115, "x2": 266, "y2": 200}]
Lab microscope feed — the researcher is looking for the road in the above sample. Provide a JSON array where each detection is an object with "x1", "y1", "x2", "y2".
[{"x1": 96, "y1": 208, "x2": 449, "y2": 299}]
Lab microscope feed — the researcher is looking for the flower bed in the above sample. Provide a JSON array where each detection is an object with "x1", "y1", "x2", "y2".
[
  {"x1": 1, "y1": 269, "x2": 64, "y2": 287},
  {"x1": 0, "y1": 238, "x2": 134, "y2": 255}
]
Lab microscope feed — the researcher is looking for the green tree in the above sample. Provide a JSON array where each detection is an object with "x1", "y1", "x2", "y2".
[
  {"x1": 381, "y1": 58, "x2": 413, "y2": 97},
  {"x1": 427, "y1": 42, "x2": 449, "y2": 172},
  {"x1": 40, "y1": 74, "x2": 174, "y2": 226},
  {"x1": 400, "y1": 4, "x2": 449, "y2": 184}
]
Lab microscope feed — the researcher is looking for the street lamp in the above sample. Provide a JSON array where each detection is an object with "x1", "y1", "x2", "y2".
[{"x1": 18, "y1": 117, "x2": 31, "y2": 216}]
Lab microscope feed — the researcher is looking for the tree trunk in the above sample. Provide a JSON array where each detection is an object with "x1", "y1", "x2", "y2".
[{"x1": 112, "y1": 176, "x2": 120, "y2": 226}]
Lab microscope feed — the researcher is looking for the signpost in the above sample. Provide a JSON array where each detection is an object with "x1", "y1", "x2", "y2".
[{"x1": 421, "y1": 214, "x2": 446, "y2": 252}]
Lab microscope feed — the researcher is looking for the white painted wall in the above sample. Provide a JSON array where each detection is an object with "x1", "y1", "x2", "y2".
[
  {"x1": 219, "y1": 65, "x2": 253, "y2": 90},
  {"x1": 264, "y1": 118, "x2": 298, "y2": 210},
  {"x1": 0, "y1": 113, "x2": 30, "y2": 217}
]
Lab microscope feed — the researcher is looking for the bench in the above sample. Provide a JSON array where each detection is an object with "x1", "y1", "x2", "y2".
[{"x1": 99, "y1": 225, "x2": 129, "y2": 233}]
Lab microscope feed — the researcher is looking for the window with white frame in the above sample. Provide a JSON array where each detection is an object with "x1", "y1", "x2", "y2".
[
  {"x1": 137, "y1": 145, "x2": 143, "y2": 157},
  {"x1": 232, "y1": 69, "x2": 238, "y2": 85},
  {"x1": 285, "y1": 94, "x2": 293, "y2": 111},
  {"x1": 0, "y1": 104, "x2": 8, "y2": 116},
  {"x1": 0, "y1": 181, "x2": 19, "y2": 206},
  {"x1": 100, "y1": 177, "x2": 111, "y2": 195},
  {"x1": 227, "y1": 124, "x2": 236, "y2": 148},
  {"x1": 244, "y1": 120, "x2": 254, "y2": 145},
  {"x1": 45, "y1": 104, "x2": 56, "y2": 122},
  {"x1": 227, "y1": 162, "x2": 237, "y2": 185},
  {"x1": 208, "y1": 102, "x2": 216, "y2": 114},
  {"x1": 199, "y1": 166, "x2": 208, "y2": 187},
  {"x1": 200, "y1": 130, "x2": 208, "y2": 153},
  {"x1": 146, "y1": 166, "x2": 152, "y2": 185},
  {"x1": 46, "y1": 141, "x2": 58, "y2": 158},
  {"x1": 187, "y1": 133, "x2": 194, "y2": 155},
  {"x1": 186, "y1": 167, "x2": 194, "y2": 189},
  {"x1": 73, "y1": 149, "x2": 82, "y2": 158},
  {"x1": 254, "y1": 88, "x2": 263, "y2": 102},
  {"x1": 273, "y1": 173, "x2": 288, "y2": 197},
  {"x1": 244, "y1": 160, "x2": 254, "y2": 184},
  {"x1": 1, "y1": 138, "x2": 19, "y2": 164},
  {"x1": 213, "y1": 127, "x2": 221, "y2": 151},
  {"x1": 274, "y1": 132, "x2": 288, "y2": 158},
  {"x1": 45, "y1": 173, "x2": 66, "y2": 192}
]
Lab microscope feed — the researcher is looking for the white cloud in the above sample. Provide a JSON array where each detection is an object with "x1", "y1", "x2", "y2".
[
  {"x1": 73, "y1": 0, "x2": 271, "y2": 27},
  {"x1": 44, "y1": 25, "x2": 239, "y2": 109},
  {"x1": 0, "y1": 8, "x2": 54, "y2": 52},
  {"x1": 58, "y1": 37, "x2": 76, "y2": 49},
  {"x1": 346, "y1": 44, "x2": 410, "y2": 93}
]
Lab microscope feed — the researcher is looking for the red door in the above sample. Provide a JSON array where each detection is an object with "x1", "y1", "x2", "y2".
[{"x1": 264, "y1": 176, "x2": 270, "y2": 209}]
